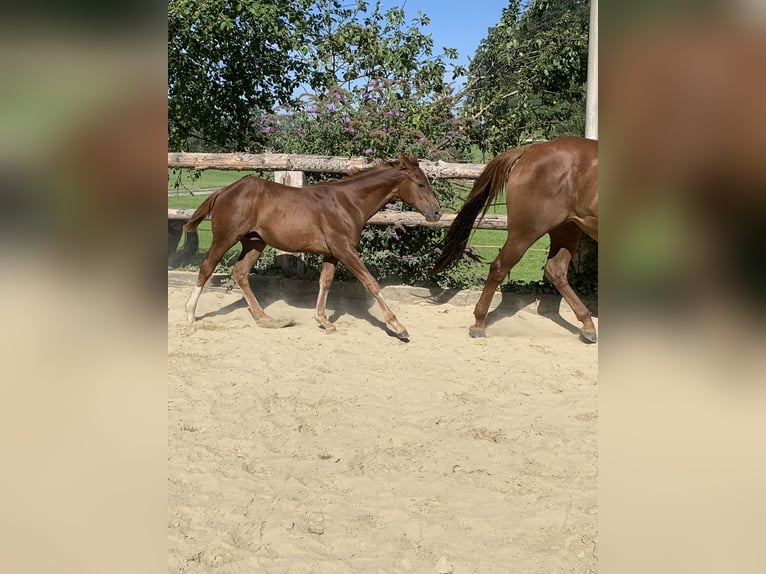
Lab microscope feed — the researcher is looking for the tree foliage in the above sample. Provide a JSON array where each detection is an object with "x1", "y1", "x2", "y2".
[
  {"x1": 168, "y1": 0, "x2": 469, "y2": 159},
  {"x1": 275, "y1": 0, "x2": 470, "y2": 162},
  {"x1": 463, "y1": 0, "x2": 591, "y2": 153},
  {"x1": 302, "y1": 1, "x2": 453, "y2": 96},
  {"x1": 168, "y1": 0, "x2": 314, "y2": 151}
]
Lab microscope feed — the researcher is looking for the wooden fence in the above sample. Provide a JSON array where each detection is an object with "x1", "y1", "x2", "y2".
[
  {"x1": 167, "y1": 152, "x2": 486, "y2": 178},
  {"x1": 167, "y1": 152, "x2": 502, "y2": 270}
]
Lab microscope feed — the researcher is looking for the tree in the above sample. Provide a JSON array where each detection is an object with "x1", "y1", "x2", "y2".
[
  {"x1": 302, "y1": 1, "x2": 451, "y2": 95},
  {"x1": 168, "y1": 0, "x2": 470, "y2": 157},
  {"x1": 260, "y1": 0, "x2": 470, "y2": 162},
  {"x1": 168, "y1": 0, "x2": 313, "y2": 151},
  {"x1": 464, "y1": 0, "x2": 591, "y2": 153}
]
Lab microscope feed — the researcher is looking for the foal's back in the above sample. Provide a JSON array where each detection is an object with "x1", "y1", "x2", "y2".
[{"x1": 210, "y1": 176, "x2": 341, "y2": 253}]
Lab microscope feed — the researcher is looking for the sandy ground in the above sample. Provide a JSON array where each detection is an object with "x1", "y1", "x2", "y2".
[{"x1": 168, "y1": 272, "x2": 598, "y2": 573}]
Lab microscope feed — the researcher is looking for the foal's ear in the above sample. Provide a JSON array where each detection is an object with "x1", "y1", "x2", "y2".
[{"x1": 398, "y1": 152, "x2": 419, "y2": 168}]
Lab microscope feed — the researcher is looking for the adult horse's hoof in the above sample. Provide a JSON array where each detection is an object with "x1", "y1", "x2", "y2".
[
  {"x1": 580, "y1": 330, "x2": 597, "y2": 344},
  {"x1": 469, "y1": 327, "x2": 486, "y2": 338}
]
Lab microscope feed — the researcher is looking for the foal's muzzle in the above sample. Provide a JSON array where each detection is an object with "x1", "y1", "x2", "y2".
[{"x1": 424, "y1": 208, "x2": 442, "y2": 223}]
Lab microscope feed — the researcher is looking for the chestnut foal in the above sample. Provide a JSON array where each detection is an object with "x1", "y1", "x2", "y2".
[{"x1": 184, "y1": 154, "x2": 441, "y2": 339}]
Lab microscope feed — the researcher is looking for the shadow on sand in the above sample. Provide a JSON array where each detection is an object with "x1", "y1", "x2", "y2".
[
  {"x1": 196, "y1": 275, "x2": 399, "y2": 338},
  {"x1": 176, "y1": 272, "x2": 597, "y2": 339}
]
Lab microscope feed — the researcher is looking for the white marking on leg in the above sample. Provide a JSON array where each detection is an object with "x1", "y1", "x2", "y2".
[{"x1": 186, "y1": 286, "x2": 203, "y2": 322}]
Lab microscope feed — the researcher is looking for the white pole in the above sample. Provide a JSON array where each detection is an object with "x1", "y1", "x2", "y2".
[{"x1": 585, "y1": 0, "x2": 598, "y2": 140}]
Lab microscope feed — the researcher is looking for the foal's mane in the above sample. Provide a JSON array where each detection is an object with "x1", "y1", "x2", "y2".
[{"x1": 330, "y1": 159, "x2": 398, "y2": 183}]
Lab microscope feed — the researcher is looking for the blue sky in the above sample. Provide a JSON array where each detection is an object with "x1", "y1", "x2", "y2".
[{"x1": 378, "y1": 0, "x2": 511, "y2": 69}]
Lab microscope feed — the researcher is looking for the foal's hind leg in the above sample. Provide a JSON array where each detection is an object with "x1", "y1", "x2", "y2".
[
  {"x1": 231, "y1": 239, "x2": 293, "y2": 329},
  {"x1": 544, "y1": 223, "x2": 597, "y2": 343},
  {"x1": 314, "y1": 256, "x2": 338, "y2": 332},
  {"x1": 470, "y1": 232, "x2": 538, "y2": 337},
  {"x1": 186, "y1": 234, "x2": 238, "y2": 322}
]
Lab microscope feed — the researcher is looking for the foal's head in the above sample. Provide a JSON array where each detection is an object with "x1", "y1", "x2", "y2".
[{"x1": 393, "y1": 154, "x2": 442, "y2": 222}]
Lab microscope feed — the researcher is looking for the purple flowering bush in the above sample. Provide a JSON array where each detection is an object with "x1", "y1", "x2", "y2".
[{"x1": 259, "y1": 82, "x2": 470, "y2": 160}]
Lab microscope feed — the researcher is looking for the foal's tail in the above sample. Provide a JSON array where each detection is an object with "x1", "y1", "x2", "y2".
[
  {"x1": 430, "y1": 146, "x2": 528, "y2": 275},
  {"x1": 183, "y1": 188, "x2": 225, "y2": 233}
]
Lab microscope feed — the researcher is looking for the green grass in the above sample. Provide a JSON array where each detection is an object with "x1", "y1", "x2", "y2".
[
  {"x1": 460, "y1": 187, "x2": 549, "y2": 283},
  {"x1": 168, "y1": 168, "x2": 548, "y2": 284},
  {"x1": 168, "y1": 169, "x2": 248, "y2": 272},
  {"x1": 168, "y1": 168, "x2": 261, "y2": 194},
  {"x1": 469, "y1": 229, "x2": 549, "y2": 283},
  {"x1": 168, "y1": 194, "x2": 210, "y2": 210}
]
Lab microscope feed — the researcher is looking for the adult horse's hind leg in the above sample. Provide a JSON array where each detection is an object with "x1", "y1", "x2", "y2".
[
  {"x1": 186, "y1": 232, "x2": 238, "y2": 322},
  {"x1": 470, "y1": 232, "x2": 538, "y2": 337},
  {"x1": 544, "y1": 223, "x2": 597, "y2": 343},
  {"x1": 231, "y1": 238, "x2": 293, "y2": 329},
  {"x1": 314, "y1": 256, "x2": 338, "y2": 332}
]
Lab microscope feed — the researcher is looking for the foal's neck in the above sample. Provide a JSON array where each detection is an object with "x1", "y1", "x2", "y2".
[{"x1": 336, "y1": 166, "x2": 401, "y2": 217}]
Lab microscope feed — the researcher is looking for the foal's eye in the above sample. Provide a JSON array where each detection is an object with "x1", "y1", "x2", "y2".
[{"x1": 417, "y1": 183, "x2": 425, "y2": 188}]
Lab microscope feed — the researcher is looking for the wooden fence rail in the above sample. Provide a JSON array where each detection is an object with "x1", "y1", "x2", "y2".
[
  {"x1": 168, "y1": 208, "x2": 507, "y2": 230},
  {"x1": 168, "y1": 152, "x2": 486, "y2": 179},
  {"x1": 167, "y1": 152, "x2": 501, "y2": 270}
]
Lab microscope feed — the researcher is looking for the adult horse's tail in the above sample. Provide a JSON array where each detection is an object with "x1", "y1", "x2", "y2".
[
  {"x1": 183, "y1": 188, "x2": 225, "y2": 233},
  {"x1": 431, "y1": 147, "x2": 528, "y2": 275}
]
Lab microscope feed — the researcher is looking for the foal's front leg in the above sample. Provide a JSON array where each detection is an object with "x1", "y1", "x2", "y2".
[
  {"x1": 335, "y1": 246, "x2": 410, "y2": 339},
  {"x1": 314, "y1": 256, "x2": 338, "y2": 332}
]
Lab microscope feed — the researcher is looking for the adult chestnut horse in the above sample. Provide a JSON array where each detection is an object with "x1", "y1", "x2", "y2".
[
  {"x1": 183, "y1": 154, "x2": 441, "y2": 339},
  {"x1": 431, "y1": 137, "x2": 598, "y2": 342}
]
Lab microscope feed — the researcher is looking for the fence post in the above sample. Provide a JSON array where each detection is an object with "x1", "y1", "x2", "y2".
[{"x1": 273, "y1": 171, "x2": 307, "y2": 278}]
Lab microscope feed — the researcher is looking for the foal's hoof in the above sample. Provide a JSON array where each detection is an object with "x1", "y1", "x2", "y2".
[
  {"x1": 580, "y1": 330, "x2": 598, "y2": 344},
  {"x1": 255, "y1": 317, "x2": 295, "y2": 329},
  {"x1": 469, "y1": 327, "x2": 486, "y2": 338},
  {"x1": 395, "y1": 329, "x2": 410, "y2": 341},
  {"x1": 314, "y1": 317, "x2": 336, "y2": 333}
]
